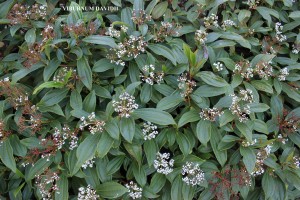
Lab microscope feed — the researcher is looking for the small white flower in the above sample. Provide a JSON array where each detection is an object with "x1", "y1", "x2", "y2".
[
  {"x1": 199, "y1": 107, "x2": 224, "y2": 121},
  {"x1": 142, "y1": 121, "x2": 158, "y2": 140},
  {"x1": 125, "y1": 181, "x2": 143, "y2": 199},
  {"x1": 213, "y1": 62, "x2": 224, "y2": 71},
  {"x1": 154, "y1": 152, "x2": 174, "y2": 175},
  {"x1": 78, "y1": 185, "x2": 99, "y2": 200},
  {"x1": 181, "y1": 162, "x2": 205, "y2": 186},
  {"x1": 112, "y1": 92, "x2": 139, "y2": 118},
  {"x1": 82, "y1": 157, "x2": 95, "y2": 169},
  {"x1": 195, "y1": 29, "x2": 208, "y2": 45},
  {"x1": 278, "y1": 67, "x2": 289, "y2": 81}
]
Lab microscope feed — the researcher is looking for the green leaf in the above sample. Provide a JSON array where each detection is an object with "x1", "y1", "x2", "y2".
[
  {"x1": 33, "y1": 81, "x2": 65, "y2": 95},
  {"x1": 157, "y1": 94, "x2": 183, "y2": 110},
  {"x1": 55, "y1": 175, "x2": 68, "y2": 200},
  {"x1": 210, "y1": 40, "x2": 236, "y2": 48},
  {"x1": 197, "y1": 71, "x2": 229, "y2": 87},
  {"x1": 25, "y1": 158, "x2": 53, "y2": 181},
  {"x1": 97, "y1": 132, "x2": 114, "y2": 158},
  {"x1": 192, "y1": 85, "x2": 228, "y2": 97},
  {"x1": 253, "y1": 119, "x2": 269, "y2": 134},
  {"x1": 105, "y1": 118, "x2": 120, "y2": 140},
  {"x1": 236, "y1": 121, "x2": 252, "y2": 141},
  {"x1": 240, "y1": 147, "x2": 256, "y2": 173},
  {"x1": 178, "y1": 110, "x2": 201, "y2": 127},
  {"x1": 12, "y1": 63, "x2": 44, "y2": 83},
  {"x1": 220, "y1": 32, "x2": 251, "y2": 49},
  {"x1": 83, "y1": 90, "x2": 96, "y2": 113},
  {"x1": 256, "y1": 6, "x2": 279, "y2": 26},
  {"x1": 262, "y1": 173, "x2": 275, "y2": 198},
  {"x1": 152, "y1": 1, "x2": 168, "y2": 19},
  {"x1": 196, "y1": 120, "x2": 212, "y2": 146},
  {"x1": 83, "y1": 36, "x2": 118, "y2": 48},
  {"x1": 38, "y1": 88, "x2": 69, "y2": 107},
  {"x1": 97, "y1": 182, "x2": 128, "y2": 199},
  {"x1": 120, "y1": 117, "x2": 135, "y2": 143},
  {"x1": 144, "y1": 139, "x2": 158, "y2": 166},
  {"x1": 0, "y1": 139, "x2": 16, "y2": 172},
  {"x1": 176, "y1": 133, "x2": 191, "y2": 156},
  {"x1": 73, "y1": 134, "x2": 101, "y2": 175},
  {"x1": 77, "y1": 57, "x2": 93, "y2": 90},
  {"x1": 148, "y1": 44, "x2": 177, "y2": 65},
  {"x1": 70, "y1": 90, "x2": 83, "y2": 110},
  {"x1": 133, "y1": 108, "x2": 176, "y2": 125},
  {"x1": 124, "y1": 143, "x2": 142, "y2": 166},
  {"x1": 251, "y1": 80, "x2": 273, "y2": 94},
  {"x1": 248, "y1": 103, "x2": 270, "y2": 112},
  {"x1": 150, "y1": 173, "x2": 166, "y2": 193},
  {"x1": 25, "y1": 28, "x2": 36, "y2": 46},
  {"x1": 210, "y1": 125, "x2": 227, "y2": 166},
  {"x1": 171, "y1": 176, "x2": 183, "y2": 200}
]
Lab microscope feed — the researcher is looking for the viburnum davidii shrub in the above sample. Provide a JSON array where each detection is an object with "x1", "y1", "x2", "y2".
[{"x1": 0, "y1": 0, "x2": 300, "y2": 199}]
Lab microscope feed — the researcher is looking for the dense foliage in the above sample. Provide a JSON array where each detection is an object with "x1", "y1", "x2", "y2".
[{"x1": 0, "y1": 0, "x2": 300, "y2": 199}]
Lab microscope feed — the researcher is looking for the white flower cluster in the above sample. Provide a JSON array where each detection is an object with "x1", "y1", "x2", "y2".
[
  {"x1": 229, "y1": 89, "x2": 254, "y2": 123},
  {"x1": 199, "y1": 107, "x2": 224, "y2": 122},
  {"x1": 278, "y1": 67, "x2": 289, "y2": 81},
  {"x1": 292, "y1": 44, "x2": 300, "y2": 54},
  {"x1": 181, "y1": 162, "x2": 205, "y2": 186},
  {"x1": 0, "y1": 77, "x2": 9, "y2": 82},
  {"x1": 107, "y1": 35, "x2": 147, "y2": 66},
  {"x1": 112, "y1": 92, "x2": 139, "y2": 118},
  {"x1": 222, "y1": 20, "x2": 236, "y2": 30},
  {"x1": 246, "y1": 0, "x2": 260, "y2": 9},
  {"x1": 80, "y1": 112, "x2": 106, "y2": 134},
  {"x1": 154, "y1": 152, "x2": 174, "y2": 175},
  {"x1": 139, "y1": 64, "x2": 164, "y2": 85},
  {"x1": 35, "y1": 172, "x2": 60, "y2": 200},
  {"x1": 293, "y1": 156, "x2": 300, "y2": 168},
  {"x1": 277, "y1": 134, "x2": 288, "y2": 144},
  {"x1": 53, "y1": 68, "x2": 76, "y2": 82},
  {"x1": 195, "y1": 29, "x2": 208, "y2": 45},
  {"x1": 142, "y1": 121, "x2": 158, "y2": 140},
  {"x1": 287, "y1": 118, "x2": 299, "y2": 132},
  {"x1": 105, "y1": 25, "x2": 128, "y2": 38},
  {"x1": 242, "y1": 139, "x2": 257, "y2": 147},
  {"x1": 177, "y1": 73, "x2": 196, "y2": 97},
  {"x1": 78, "y1": 185, "x2": 99, "y2": 200},
  {"x1": 53, "y1": 125, "x2": 78, "y2": 150},
  {"x1": 14, "y1": 93, "x2": 29, "y2": 107},
  {"x1": 213, "y1": 62, "x2": 224, "y2": 71},
  {"x1": 131, "y1": 9, "x2": 152, "y2": 25},
  {"x1": 254, "y1": 61, "x2": 273, "y2": 80},
  {"x1": 161, "y1": 21, "x2": 181, "y2": 36},
  {"x1": 82, "y1": 156, "x2": 95, "y2": 169},
  {"x1": 251, "y1": 145, "x2": 272, "y2": 176},
  {"x1": 0, "y1": 121, "x2": 4, "y2": 145},
  {"x1": 275, "y1": 22, "x2": 287, "y2": 42},
  {"x1": 204, "y1": 14, "x2": 219, "y2": 28},
  {"x1": 125, "y1": 181, "x2": 143, "y2": 199},
  {"x1": 234, "y1": 61, "x2": 254, "y2": 79}
]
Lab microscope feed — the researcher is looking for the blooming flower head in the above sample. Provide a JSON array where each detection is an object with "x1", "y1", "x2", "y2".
[
  {"x1": 78, "y1": 185, "x2": 99, "y2": 200},
  {"x1": 229, "y1": 89, "x2": 254, "y2": 122},
  {"x1": 80, "y1": 112, "x2": 106, "y2": 134},
  {"x1": 125, "y1": 181, "x2": 143, "y2": 199},
  {"x1": 140, "y1": 64, "x2": 164, "y2": 85},
  {"x1": 154, "y1": 152, "x2": 174, "y2": 175},
  {"x1": 278, "y1": 67, "x2": 289, "y2": 81},
  {"x1": 112, "y1": 92, "x2": 139, "y2": 118},
  {"x1": 199, "y1": 107, "x2": 224, "y2": 122},
  {"x1": 182, "y1": 162, "x2": 205, "y2": 186},
  {"x1": 82, "y1": 156, "x2": 95, "y2": 169},
  {"x1": 142, "y1": 121, "x2": 158, "y2": 140},
  {"x1": 195, "y1": 29, "x2": 208, "y2": 45}
]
